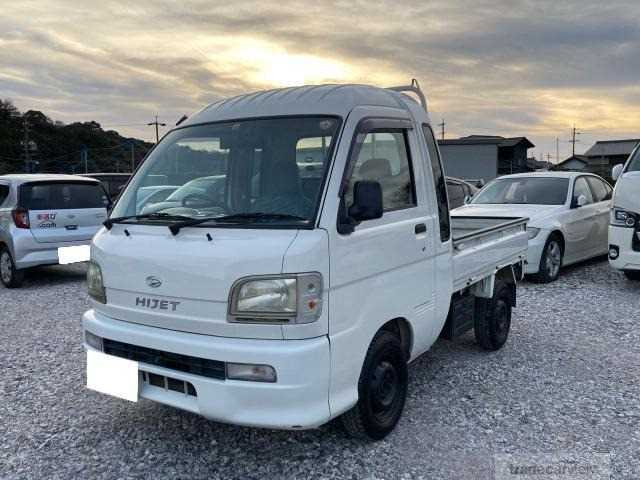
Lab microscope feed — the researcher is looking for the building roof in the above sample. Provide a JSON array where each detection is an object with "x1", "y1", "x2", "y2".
[
  {"x1": 554, "y1": 155, "x2": 589, "y2": 168},
  {"x1": 185, "y1": 84, "x2": 421, "y2": 126},
  {"x1": 438, "y1": 135, "x2": 534, "y2": 149},
  {"x1": 584, "y1": 139, "x2": 640, "y2": 157}
]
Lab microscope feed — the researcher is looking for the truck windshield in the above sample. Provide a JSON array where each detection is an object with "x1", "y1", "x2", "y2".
[
  {"x1": 112, "y1": 116, "x2": 340, "y2": 227},
  {"x1": 472, "y1": 177, "x2": 569, "y2": 205}
]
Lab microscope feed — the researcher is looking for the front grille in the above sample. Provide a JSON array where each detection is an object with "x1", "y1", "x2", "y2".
[
  {"x1": 142, "y1": 371, "x2": 197, "y2": 396},
  {"x1": 103, "y1": 338, "x2": 226, "y2": 380}
]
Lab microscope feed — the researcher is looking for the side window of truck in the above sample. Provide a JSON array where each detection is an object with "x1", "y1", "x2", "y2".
[
  {"x1": 422, "y1": 125, "x2": 451, "y2": 242},
  {"x1": 346, "y1": 130, "x2": 416, "y2": 212}
]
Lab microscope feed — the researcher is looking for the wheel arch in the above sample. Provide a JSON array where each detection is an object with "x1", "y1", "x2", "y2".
[{"x1": 379, "y1": 317, "x2": 413, "y2": 361}]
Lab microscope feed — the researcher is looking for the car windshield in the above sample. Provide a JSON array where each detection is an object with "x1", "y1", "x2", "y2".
[
  {"x1": 627, "y1": 148, "x2": 640, "y2": 172},
  {"x1": 472, "y1": 177, "x2": 570, "y2": 205},
  {"x1": 112, "y1": 116, "x2": 341, "y2": 226}
]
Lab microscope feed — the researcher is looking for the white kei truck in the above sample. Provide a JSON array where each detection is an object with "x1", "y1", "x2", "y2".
[
  {"x1": 83, "y1": 81, "x2": 528, "y2": 440},
  {"x1": 610, "y1": 149, "x2": 640, "y2": 280}
]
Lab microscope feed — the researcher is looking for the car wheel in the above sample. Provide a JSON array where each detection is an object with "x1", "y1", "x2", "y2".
[
  {"x1": 533, "y1": 235, "x2": 563, "y2": 283},
  {"x1": 624, "y1": 270, "x2": 640, "y2": 281},
  {"x1": 341, "y1": 330, "x2": 408, "y2": 440},
  {"x1": 0, "y1": 247, "x2": 24, "y2": 288},
  {"x1": 475, "y1": 281, "x2": 512, "y2": 350}
]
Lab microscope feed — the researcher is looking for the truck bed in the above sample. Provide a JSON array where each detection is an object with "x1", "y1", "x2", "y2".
[{"x1": 450, "y1": 216, "x2": 529, "y2": 292}]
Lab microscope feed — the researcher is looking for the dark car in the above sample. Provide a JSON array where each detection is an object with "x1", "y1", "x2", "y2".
[
  {"x1": 81, "y1": 173, "x2": 131, "y2": 200},
  {"x1": 446, "y1": 177, "x2": 479, "y2": 209}
]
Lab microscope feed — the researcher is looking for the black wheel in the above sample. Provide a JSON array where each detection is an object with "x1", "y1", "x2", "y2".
[
  {"x1": 341, "y1": 330, "x2": 408, "y2": 440},
  {"x1": 532, "y1": 235, "x2": 563, "y2": 283},
  {"x1": 475, "y1": 281, "x2": 512, "y2": 351},
  {"x1": 0, "y1": 246, "x2": 24, "y2": 288},
  {"x1": 624, "y1": 270, "x2": 640, "y2": 281}
]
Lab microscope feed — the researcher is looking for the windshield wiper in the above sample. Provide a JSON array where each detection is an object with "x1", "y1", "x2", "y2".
[
  {"x1": 103, "y1": 212, "x2": 193, "y2": 230},
  {"x1": 168, "y1": 212, "x2": 308, "y2": 235}
]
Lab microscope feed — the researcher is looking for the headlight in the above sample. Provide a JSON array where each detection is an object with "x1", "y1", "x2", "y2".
[
  {"x1": 610, "y1": 208, "x2": 637, "y2": 228},
  {"x1": 527, "y1": 227, "x2": 541, "y2": 239},
  {"x1": 229, "y1": 273, "x2": 323, "y2": 324},
  {"x1": 87, "y1": 261, "x2": 107, "y2": 304}
]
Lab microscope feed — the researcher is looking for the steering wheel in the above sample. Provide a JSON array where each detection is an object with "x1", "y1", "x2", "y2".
[{"x1": 181, "y1": 192, "x2": 228, "y2": 214}]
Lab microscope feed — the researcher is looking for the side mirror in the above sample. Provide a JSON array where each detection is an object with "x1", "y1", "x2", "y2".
[
  {"x1": 612, "y1": 164, "x2": 624, "y2": 181},
  {"x1": 574, "y1": 194, "x2": 588, "y2": 208},
  {"x1": 464, "y1": 195, "x2": 472, "y2": 205},
  {"x1": 348, "y1": 181, "x2": 383, "y2": 221}
]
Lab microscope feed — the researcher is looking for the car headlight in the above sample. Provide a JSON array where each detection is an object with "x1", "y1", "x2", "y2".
[
  {"x1": 610, "y1": 207, "x2": 637, "y2": 228},
  {"x1": 228, "y1": 273, "x2": 323, "y2": 324},
  {"x1": 527, "y1": 227, "x2": 541, "y2": 239},
  {"x1": 87, "y1": 261, "x2": 107, "y2": 304}
]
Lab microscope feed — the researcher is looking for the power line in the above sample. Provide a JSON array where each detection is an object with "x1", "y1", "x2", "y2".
[
  {"x1": 568, "y1": 124, "x2": 583, "y2": 156},
  {"x1": 147, "y1": 115, "x2": 166, "y2": 143}
]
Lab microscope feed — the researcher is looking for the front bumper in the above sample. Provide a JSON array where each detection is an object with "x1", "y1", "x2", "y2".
[
  {"x1": 82, "y1": 309, "x2": 331, "y2": 429},
  {"x1": 12, "y1": 232, "x2": 92, "y2": 269},
  {"x1": 609, "y1": 225, "x2": 640, "y2": 272}
]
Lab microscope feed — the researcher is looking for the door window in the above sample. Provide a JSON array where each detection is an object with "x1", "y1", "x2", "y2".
[
  {"x1": 422, "y1": 125, "x2": 451, "y2": 241},
  {"x1": 573, "y1": 177, "x2": 594, "y2": 205},
  {"x1": 346, "y1": 130, "x2": 416, "y2": 212},
  {"x1": 586, "y1": 177, "x2": 612, "y2": 202}
]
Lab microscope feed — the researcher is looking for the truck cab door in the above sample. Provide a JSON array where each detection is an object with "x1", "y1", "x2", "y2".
[{"x1": 324, "y1": 110, "x2": 437, "y2": 364}]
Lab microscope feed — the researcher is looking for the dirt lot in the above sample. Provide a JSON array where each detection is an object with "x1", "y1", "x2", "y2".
[{"x1": 1, "y1": 258, "x2": 639, "y2": 479}]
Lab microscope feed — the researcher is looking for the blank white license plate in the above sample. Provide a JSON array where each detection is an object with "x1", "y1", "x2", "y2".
[
  {"x1": 58, "y1": 245, "x2": 91, "y2": 264},
  {"x1": 87, "y1": 350, "x2": 139, "y2": 402}
]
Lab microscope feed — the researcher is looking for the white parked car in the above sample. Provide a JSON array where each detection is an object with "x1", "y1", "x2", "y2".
[
  {"x1": 0, "y1": 174, "x2": 109, "y2": 287},
  {"x1": 610, "y1": 148, "x2": 640, "y2": 280},
  {"x1": 454, "y1": 172, "x2": 612, "y2": 282}
]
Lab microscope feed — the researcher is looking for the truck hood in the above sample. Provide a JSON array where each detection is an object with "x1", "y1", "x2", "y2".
[
  {"x1": 452, "y1": 203, "x2": 564, "y2": 228},
  {"x1": 91, "y1": 224, "x2": 299, "y2": 339},
  {"x1": 614, "y1": 171, "x2": 640, "y2": 212}
]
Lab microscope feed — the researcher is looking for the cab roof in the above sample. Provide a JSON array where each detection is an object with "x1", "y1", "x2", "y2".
[{"x1": 185, "y1": 84, "x2": 420, "y2": 126}]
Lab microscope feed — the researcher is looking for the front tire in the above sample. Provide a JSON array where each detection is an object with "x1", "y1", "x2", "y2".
[
  {"x1": 475, "y1": 281, "x2": 512, "y2": 351},
  {"x1": 532, "y1": 235, "x2": 563, "y2": 283},
  {"x1": 0, "y1": 247, "x2": 24, "y2": 288},
  {"x1": 341, "y1": 330, "x2": 408, "y2": 440},
  {"x1": 624, "y1": 270, "x2": 640, "y2": 281}
]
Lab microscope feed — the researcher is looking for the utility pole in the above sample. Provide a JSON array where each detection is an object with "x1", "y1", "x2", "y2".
[
  {"x1": 569, "y1": 125, "x2": 582, "y2": 157},
  {"x1": 437, "y1": 119, "x2": 446, "y2": 140},
  {"x1": 147, "y1": 115, "x2": 166, "y2": 143},
  {"x1": 22, "y1": 117, "x2": 31, "y2": 173},
  {"x1": 545, "y1": 153, "x2": 553, "y2": 169},
  {"x1": 556, "y1": 137, "x2": 560, "y2": 163},
  {"x1": 130, "y1": 143, "x2": 135, "y2": 172}
]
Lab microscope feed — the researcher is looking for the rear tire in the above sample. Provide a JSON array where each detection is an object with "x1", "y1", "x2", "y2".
[
  {"x1": 0, "y1": 247, "x2": 24, "y2": 288},
  {"x1": 475, "y1": 281, "x2": 512, "y2": 351},
  {"x1": 341, "y1": 330, "x2": 408, "y2": 440},
  {"x1": 624, "y1": 270, "x2": 640, "y2": 281},
  {"x1": 532, "y1": 235, "x2": 563, "y2": 283}
]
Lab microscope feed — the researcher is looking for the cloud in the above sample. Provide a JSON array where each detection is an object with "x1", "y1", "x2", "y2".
[{"x1": 1, "y1": 0, "x2": 640, "y2": 157}]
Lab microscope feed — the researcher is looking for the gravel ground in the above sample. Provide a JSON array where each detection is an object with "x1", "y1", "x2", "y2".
[{"x1": 1, "y1": 258, "x2": 639, "y2": 479}]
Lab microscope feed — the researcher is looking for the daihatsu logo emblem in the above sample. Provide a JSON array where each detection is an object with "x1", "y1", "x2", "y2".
[{"x1": 146, "y1": 276, "x2": 162, "y2": 288}]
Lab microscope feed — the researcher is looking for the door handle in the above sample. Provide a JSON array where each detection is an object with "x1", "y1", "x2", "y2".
[{"x1": 414, "y1": 223, "x2": 427, "y2": 234}]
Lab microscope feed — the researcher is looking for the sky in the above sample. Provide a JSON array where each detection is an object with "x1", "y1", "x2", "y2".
[{"x1": 2, "y1": 0, "x2": 640, "y2": 162}]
